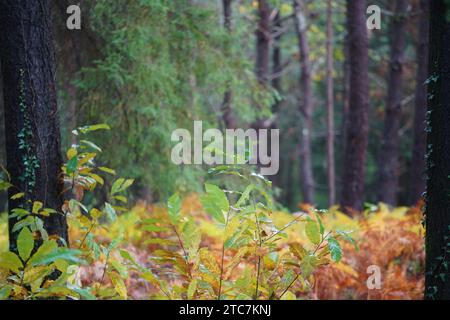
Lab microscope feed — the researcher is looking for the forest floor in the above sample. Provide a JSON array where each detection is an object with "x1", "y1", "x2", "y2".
[{"x1": 60, "y1": 195, "x2": 425, "y2": 300}]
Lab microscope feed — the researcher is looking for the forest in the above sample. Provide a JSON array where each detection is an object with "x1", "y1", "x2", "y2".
[{"x1": 0, "y1": 0, "x2": 449, "y2": 302}]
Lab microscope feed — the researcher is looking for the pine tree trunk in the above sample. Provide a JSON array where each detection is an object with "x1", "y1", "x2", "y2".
[
  {"x1": 326, "y1": 0, "x2": 335, "y2": 207},
  {"x1": 341, "y1": 0, "x2": 369, "y2": 213},
  {"x1": 222, "y1": 0, "x2": 236, "y2": 129},
  {"x1": 425, "y1": 0, "x2": 450, "y2": 300},
  {"x1": 293, "y1": 0, "x2": 315, "y2": 204},
  {"x1": 256, "y1": 0, "x2": 270, "y2": 87},
  {"x1": 0, "y1": 0, "x2": 68, "y2": 251},
  {"x1": 409, "y1": 0, "x2": 430, "y2": 205},
  {"x1": 378, "y1": 0, "x2": 408, "y2": 206}
]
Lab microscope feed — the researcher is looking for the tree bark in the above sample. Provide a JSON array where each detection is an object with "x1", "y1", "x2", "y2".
[
  {"x1": 293, "y1": 0, "x2": 315, "y2": 204},
  {"x1": 256, "y1": 0, "x2": 271, "y2": 87},
  {"x1": 425, "y1": 0, "x2": 450, "y2": 300},
  {"x1": 0, "y1": 0, "x2": 68, "y2": 251},
  {"x1": 341, "y1": 0, "x2": 369, "y2": 213},
  {"x1": 326, "y1": 0, "x2": 335, "y2": 207},
  {"x1": 377, "y1": 0, "x2": 408, "y2": 206},
  {"x1": 409, "y1": 0, "x2": 430, "y2": 205},
  {"x1": 272, "y1": 10, "x2": 282, "y2": 115},
  {"x1": 222, "y1": 0, "x2": 236, "y2": 129}
]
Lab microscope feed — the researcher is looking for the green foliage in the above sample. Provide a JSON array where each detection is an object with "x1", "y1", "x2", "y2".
[
  {"x1": 0, "y1": 125, "x2": 134, "y2": 300},
  {"x1": 71, "y1": 0, "x2": 274, "y2": 200},
  {"x1": 139, "y1": 162, "x2": 351, "y2": 299}
]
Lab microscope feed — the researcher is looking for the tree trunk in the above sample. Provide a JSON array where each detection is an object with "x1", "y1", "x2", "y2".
[
  {"x1": 222, "y1": 0, "x2": 236, "y2": 129},
  {"x1": 0, "y1": 0, "x2": 68, "y2": 251},
  {"x1": 377, "y1": 0, "x2": 408, "y2": 206},
  {"x1": 409, "y1": 0, "x2": 430, "y2": 205},
  {"x1": 425, "y1": 0, "x2": 450, "y2": 300},
  {"x1": 341, "y1": 0, "x2": 369, "y2": 213},
  {"x1": 256, "y1": 0, "x2": 271, "y2": 87},
  {"x1": 272, "y1": 10, "x2": 282, "y2": 115},
  {"x1": 293, "y1": 0, "x2": 315, "y2": 204},
  {"x1": 326, "y1": 0, "x2": 335, "y2": 207},
  {"x1": 0, "y1": 66, "x2": 6, "y2": 212}
]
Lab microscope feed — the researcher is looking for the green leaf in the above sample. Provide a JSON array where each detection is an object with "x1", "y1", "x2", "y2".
[
  {"x1": 0, "y1": 252, "x2": 23, "y2": 273},
  {"x1": 30, "y1": 248, "x2": 84, "y2": 266},
  {"x1": 111, "y1": 178, "x2": 134, "y2": 195},
  {"x1": 235, "y1": 184, "x2": 255, "y2": 207},
  {"x1": 98, "y1": 167, "x2": 116, "y2": 175},
  {"x1": 80, "y1": 140, "x2": 102, "y2": 152},
  {"x1": 29, "y1": 240, "x2": 58, "y2": 265},
  {"x1": 32, "y1": 201, "x2": 43, "y2": 214},
  {"x1": 167, "y1": 193, "x2": 181, "y2": 225},
  {"x1": 305, "y1": 218, "x2": 321, "y2": 245},
  {"x1": 75, "y1": 124, "x2": 111, "y2": 135},
  {"x1": 327, "y1": 237, "x2": 343, "y2": 263},
  {"x1": 10, "y1": 192, "x2": 25, "y2": 200},
  {"x1": 200, "y1": 184, "x2": 229, "y2": 224},
  {"x1": 66, "y1": 156, "x2": 78, "y2": 174},
  {"x1": 187, "y1": 279, "x2": 197, "y2": 299},
  {"x1": 0, "y1": 181, "x2": 12, "y2": 191},
  {"x1": 301, "y1": 255, "x2": 319, "y2": 278},
  {"x1": 104, "y1": 202, "x2": 117, "y2": 223},
  {"x1": 17, "y1": 227, "x2": 34, "y2": 261}
]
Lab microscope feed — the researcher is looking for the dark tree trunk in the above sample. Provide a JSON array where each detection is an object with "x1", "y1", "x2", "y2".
[
  {"x1": 377, "y1": 0, "x2": 408, "y2": 206},
  {"x1": 222, "y1": 0, "x2": 236, "y2": 129},
  {"x1": 0, "y1": 67, "x2": 6, "y2": 212},
  {"x1": 425, "y1": 0, "x2": 450, "y2": 300},
  {"x1": 0, "y1": 0, "x2": 68, "y2": 251},
  {"x1": 293, "y1": 0, "x2": 315, "y2": 204},
  {"x1": 272, "y1": 10, "x2": 282, "y2": 114},
  {"x1": 326, "y1": 0, "x2": 335, "y2": 207},
  {"x1": 341, "y1": 0, "x2": 369, "y2": 213},
  {"x1": 256, "y1": 0, "x2": 271, "y2": 87},
  {"x1": 409, "y1": 0, "x2": 430, "y2": 205},
  {"x1": 339, "y1": 28, "x2": 350, "y2": 203}
]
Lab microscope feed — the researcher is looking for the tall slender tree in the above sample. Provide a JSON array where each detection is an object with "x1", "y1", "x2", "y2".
[
  {"x1": 425, "y1": 0, "x2": 450, "y2": 300},
  {"x1": 0, "y1": 0, "x2": 68, "y2": 251},
  {"x1": 222, "y1": 0, "x2": 236, "y2": 129},
  {"x1": 378, "y1": 0, "x2": 409, "y2": 206},
  {"x1": 256, "y1": 0, "x2": 271, "y2": 87},
  {"x1": 409, "y1": 0, "x2": 430, "y2": 205},
  {"x1": 341, "y1": 0, "x2": 369, "y2": 213},
  {"x1": 326, "y1": 0, "x2": 335, "y2": 207},
  {"x1": 293, "y1": 0, "x2": 315, "y2": 204}
]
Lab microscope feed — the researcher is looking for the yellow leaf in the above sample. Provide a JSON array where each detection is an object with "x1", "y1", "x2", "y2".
[
  {"x1": 66, "y1": 148, "x2": 77, "y2": 160},
  {"x1": 187, "y1": 279, "x2": 197, "y2": 299},
  {"x1": 199, "y1": 248, "x2": 221, "y2": 275},
  {"x1": 32, "y1": 201, "x2": 43, "y2": 214},
  {"x1": 11, "y1": 193, "x2": 24, "y2": 200},
  {"x1": 0, "y1": 252, "x2": 23, "y2": 273},
  {"x1": 109, "y1": 271, "x2": 128, "y2": 299}
]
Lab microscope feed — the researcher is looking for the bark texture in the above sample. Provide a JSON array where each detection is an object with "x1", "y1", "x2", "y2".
[
  {"x1": 0, "y1": 0, "x2": 68, "y2": 251},
  {"x1": 425, "y1": 0, "x2": 450, "y2": 300},
  {"x1": 341, "y1": 0, "x2": 369, "y2": 213},
  {"x1": 256, "y1": 0, "x2": 271, "y2": 86},
  {"x1": 222, "y1": 0, "x2": 236, "y2": 129},
  {"x1": 409, "y1": 0, "x2": 430, "y2": 205},
  {"x1": 293, "y1": 0, "x2": 315, "y2": 204},
  {"x1": 378, "y1": 0, "x2": 408, "y2": 206},
  {"x1": 326, "y1": 0, "x2": 335, "y2": 207}
]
